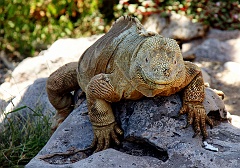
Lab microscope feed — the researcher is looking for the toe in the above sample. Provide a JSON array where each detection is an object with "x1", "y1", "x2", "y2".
[
  {"x1": 206, "y1": 116, "x2": 214, "y2": 129},
  {"x1": 114, "y1": 125, "x2": 123, "y2": 135},
  {"x1": 103, "y1": 135, "x2": 110, "y2": 150},
  {"x1": 94, "y1": 136, "x2": 104, "y2": 153},
  {"x1": 179, "y1": 105, "x2": 188, "y2": 115},
  {"x1": 90, "y1": 134, "x2": 97, "y2": 149},
  {"x1": 187, "y1": 109, "x2": 194, "y2": 125},
  {"x1": 111, "y1": 130, "x2": 120, "y2": 145},
  {"x1": 200, "y1": 112, "x2": 208, "y2": 139},
  {"x1": 192, "y1": 110, "x2": 201, "y2": 138}
]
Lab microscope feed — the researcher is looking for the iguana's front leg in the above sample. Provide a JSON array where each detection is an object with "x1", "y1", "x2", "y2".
[
  {"x1": 180, "y1": 72, "x2": 213, "y2": 139},
  {"x1": 86, "y1": 73, "x2": 123, "y2": 152}
]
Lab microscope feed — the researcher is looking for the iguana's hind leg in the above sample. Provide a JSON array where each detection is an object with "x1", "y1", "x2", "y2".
[
  {"x1": 46, "y1": 62, "x2": 80, "y2": 132},
  {"x1": 86, "y1": 73, "x2": 123, "y2": 152}
]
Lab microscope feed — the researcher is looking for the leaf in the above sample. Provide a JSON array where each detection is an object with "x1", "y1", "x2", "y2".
[
  {"x1": 47, "y1": 4, "x2": 57, "y2": 17},
  {"x1": 6, "y1": 106, "x2": 27, "y2": 115}
]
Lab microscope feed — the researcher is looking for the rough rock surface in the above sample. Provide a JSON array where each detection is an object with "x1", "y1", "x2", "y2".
[
  {"x1": 26, "y1": 86, "x2": 239, "y2": 168},
  {"x1": 143, "y1": 13, "x2": 206, "y2": 41}
]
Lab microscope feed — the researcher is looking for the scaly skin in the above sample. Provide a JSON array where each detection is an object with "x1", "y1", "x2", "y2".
[{"x1": 46, "y1": 16, "x2": 213, "y2": 152}]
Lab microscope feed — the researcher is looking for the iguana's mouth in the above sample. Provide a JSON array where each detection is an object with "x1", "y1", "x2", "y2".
[{"x1": 136, "y1": 65, "x2": 175, "y2": 86}]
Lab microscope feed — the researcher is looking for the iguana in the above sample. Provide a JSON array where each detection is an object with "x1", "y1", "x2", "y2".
[{"x1": 46, "y1": 16, "x2": 214, "y2": 152}]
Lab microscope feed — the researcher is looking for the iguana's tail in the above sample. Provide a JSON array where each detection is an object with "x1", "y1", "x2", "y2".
[{"x1": 46, "y1": 62, "x2": 80, "y2": 132}]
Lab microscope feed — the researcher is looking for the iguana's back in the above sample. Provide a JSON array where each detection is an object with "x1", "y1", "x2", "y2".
[{"x1": 77, "y1": 16, "x2": 147, "y2": 91}]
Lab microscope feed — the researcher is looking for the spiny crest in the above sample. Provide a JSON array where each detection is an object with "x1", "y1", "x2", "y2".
[
  {"x1": 113, "y1": 16, "x2": 136, "y2": 25},
  {"x1": 110, "y1": 16, "x2": 143, "y2": 31}
]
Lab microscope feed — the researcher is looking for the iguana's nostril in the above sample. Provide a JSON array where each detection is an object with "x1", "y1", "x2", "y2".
[
  {"x1": 163, "y1": 68, "x2": 170, "y2": 77},
  {"x1": 145, "y1": 57, "x2": 148, "y2": 63}
]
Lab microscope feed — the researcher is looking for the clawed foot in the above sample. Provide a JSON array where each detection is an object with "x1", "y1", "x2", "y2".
[
  {"x1": 179, "y1": 102, "x2": 213, "y2": 140},
  {"x1": 91, "y1": 122, "x2": 123, "y2": 153}
]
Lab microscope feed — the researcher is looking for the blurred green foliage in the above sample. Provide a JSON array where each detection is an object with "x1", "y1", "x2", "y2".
[
  {"x1": 0, "y1": 0, "x2": 239, "y2": 59},
  {"x1": 115, "y1": 0, "x2": 240, "y2": 29},
  {"x1": 0, "y1": 0, "x2": 111, "y2": 59}
]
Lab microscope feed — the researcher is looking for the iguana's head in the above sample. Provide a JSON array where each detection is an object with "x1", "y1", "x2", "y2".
[{"x1": 130, "y1": 35, "x2": 186, "y2": 96}]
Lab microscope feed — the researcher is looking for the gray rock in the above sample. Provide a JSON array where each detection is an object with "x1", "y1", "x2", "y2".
[
  {"x1": 26, "y1": 87, "x2": 238, "y2": 168},
  {"x1": 143, "y1": 14, "x2": 167, "y2": 34},
  {"x1": 207, "y1": 28, "x2": 240, "y2": 41},
  {"x1": 161, "y1": 13, "x2": 206, "y2": 41},
  {"x1": 182, "y1": 28, "x2": 240, "y2": 61},
  {"x1": 1, "y1": 33, "x2": 239, "y2": 168},
  {"x1": 182, "y1": 39, "x2": 204, "y2": 60},
  {"x1": 182, "y1": 38, "x2": 240, "y2": 63},
  {"x1": 0, "y1": 36, "x2": 101, "y2": 102},
  {"x1": 143, "y1": 13, "x2": 206, "y2": 41},
  {"x1": 191, "y1": 39, "x2": 231, "y2": 62},
  {"x1": 0, "y1": 78, "x2": 54, "y2": 125}
]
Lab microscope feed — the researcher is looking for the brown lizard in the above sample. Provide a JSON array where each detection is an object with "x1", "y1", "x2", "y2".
[{"x1": 46, "y1": 16, "x2": 214, "y2": 153}]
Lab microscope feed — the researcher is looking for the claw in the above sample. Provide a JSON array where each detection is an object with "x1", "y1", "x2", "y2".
[
  {"x1": 183, "y1": 123, "x2": 190, "y2": 129},
  {"x1": 180, "y1": 102, "x2": 213, "y2": 140},
  {"x1": 115, "y1": 125, "x2": 124, "y2": 135},
  {"x1": 90, "y1": 134, "x2": 97, "y2": 148},
  {"x1": 103, "y1": 135, "x2": 110, "y2": 150},
  {"x1": 179, "y1": 105, "x2": 188, "y2": 115},
  {"x1": 111, "y1": 130, "x2": 120, "y2": 145},
  {"x1": 95, "y1": 136, "x2": 104, "y2": 153},
  {"x1": 206, "y1": 117, "x2": 213, "y2": 129},
  {"x1": 192, "y1": 130, "x2": 200, "y2": 138},
  {"x1": 187, "y1": 109, "x2": 194, "y2": 125},
  {"x1": 92, "y1": 122, "x2": 122, "y2": 153}
]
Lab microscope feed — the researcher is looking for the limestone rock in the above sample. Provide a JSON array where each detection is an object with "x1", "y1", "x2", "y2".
[{"x1": 0, "y1": 36, "x2": 101, "y2": 101}]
